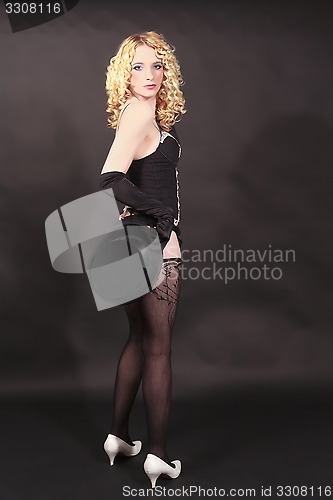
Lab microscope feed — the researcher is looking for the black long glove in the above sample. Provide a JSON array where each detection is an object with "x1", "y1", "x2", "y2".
[{"x1": 100, "y1": 171, "x2": 174, "y2": 242}]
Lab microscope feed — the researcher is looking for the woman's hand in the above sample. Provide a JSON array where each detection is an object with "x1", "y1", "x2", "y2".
[
  {"x1": 155, "y1": 207, "x2": 174, "y2": 242},
  {"x1": 100, "y1": 171, "x2": 175, "y2": 244}
]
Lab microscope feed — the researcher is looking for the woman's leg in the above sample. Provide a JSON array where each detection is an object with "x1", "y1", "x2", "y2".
[
  {"x1": 110, "y1": 298, "x2": 145, "y2": 444},
  {"x1": 140, "y1": 257, "x2": 182, "y2": 461},
  {"x1": 110, "y1": 231, "x2": 182, "y2": 451},
  {"x1": 162, "y1": 230, "x2": 181, "y2": 259}
]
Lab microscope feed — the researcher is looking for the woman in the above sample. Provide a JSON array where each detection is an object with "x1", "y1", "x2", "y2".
[{"x1": 99, "y1": 31, "x2": 186, "y2": 489}]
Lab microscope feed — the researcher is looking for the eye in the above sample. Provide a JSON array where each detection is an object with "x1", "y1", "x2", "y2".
[
  {"x1": 133, "y1": 65, "x2": 142, "y2": 71},
  {"x1": 154, "y1": 64, "x2": 163, "y2": 70}
]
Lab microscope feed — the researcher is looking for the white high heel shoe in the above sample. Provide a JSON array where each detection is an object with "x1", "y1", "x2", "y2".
[
  {"x1": 103, "y1": 434, "x2": 142, "y2": 466},
  {"x1": 143, "y1": 453, "x2": 181, "y2": 488}
]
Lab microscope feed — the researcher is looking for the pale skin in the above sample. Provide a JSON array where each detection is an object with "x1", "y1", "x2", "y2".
[{"x1": 101, "y1": 44, "x2": 181, "y2": 259}]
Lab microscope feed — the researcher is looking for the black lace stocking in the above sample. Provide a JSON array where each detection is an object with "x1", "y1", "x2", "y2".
[{"x1": 110, "y1": 258, "x2": 182, "y2": 461}]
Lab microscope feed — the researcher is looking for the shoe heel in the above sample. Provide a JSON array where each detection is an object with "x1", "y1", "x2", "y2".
[
  {"x1": 144, "y1": 453, "x2": 181, "y2": 488},
  {"x1": 106, "y1": 451, "x2": 117, "y2": 466},
  {"x1": 104, "y1": 434, "x2": 142, "y2": 466},
  {"x1": 104, "y1": 445, "x2": 119, "y2": 466},
  {"x1": 145, "y1": 471, "x2": 160, "y2": 489}
]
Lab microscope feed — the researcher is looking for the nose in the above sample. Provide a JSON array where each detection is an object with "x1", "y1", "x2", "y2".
[{"x1": 145, "y1": 67, "x2": 153, "y2": 80}]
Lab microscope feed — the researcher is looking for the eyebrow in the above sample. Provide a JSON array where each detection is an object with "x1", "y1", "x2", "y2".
[{"x1": 132, "y1": 61, "x2": 162, "y2": 65}]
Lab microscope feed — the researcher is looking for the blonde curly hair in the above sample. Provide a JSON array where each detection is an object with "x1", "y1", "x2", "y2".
[{"x1": 105, "y1": 31, "x2": 186, "y2": 131}]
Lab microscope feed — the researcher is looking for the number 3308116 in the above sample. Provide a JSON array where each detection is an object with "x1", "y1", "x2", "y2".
[{"x1": 5, "y1": 3, "x2": 61, "y2": 14}]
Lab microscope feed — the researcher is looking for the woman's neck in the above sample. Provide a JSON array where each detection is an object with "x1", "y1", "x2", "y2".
[{"x1": 128, "y1": 94, "x2": 157, "y2": 111}]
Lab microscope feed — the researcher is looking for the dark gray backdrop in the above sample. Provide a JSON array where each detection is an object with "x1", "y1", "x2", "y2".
[{"x1": 1, "y1": 0, "x2": 333, "y2": 400}]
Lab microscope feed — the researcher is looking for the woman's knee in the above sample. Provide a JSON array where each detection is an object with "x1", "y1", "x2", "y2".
[{"x1": 142, "y1": 330, "x2": 171, "y2": 356}]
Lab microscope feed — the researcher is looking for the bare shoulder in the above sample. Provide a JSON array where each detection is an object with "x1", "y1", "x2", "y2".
[{"x1": 118, "y1": 99, "x2": 154, "y2": 132}]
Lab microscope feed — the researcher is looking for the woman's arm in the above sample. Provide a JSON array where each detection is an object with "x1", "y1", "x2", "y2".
[{"x1": 100, "y1": 100, "x2": 152, "y2": 175}]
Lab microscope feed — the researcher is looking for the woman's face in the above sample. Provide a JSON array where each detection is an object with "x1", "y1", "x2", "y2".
[{"x1": 129, "y1": 44, "x2": 164, "y2": 101}]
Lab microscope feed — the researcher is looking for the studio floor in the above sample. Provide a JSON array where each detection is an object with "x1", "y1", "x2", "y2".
[{"x1": 1, "y1": 386, "x2": 332, "y2": 499}]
